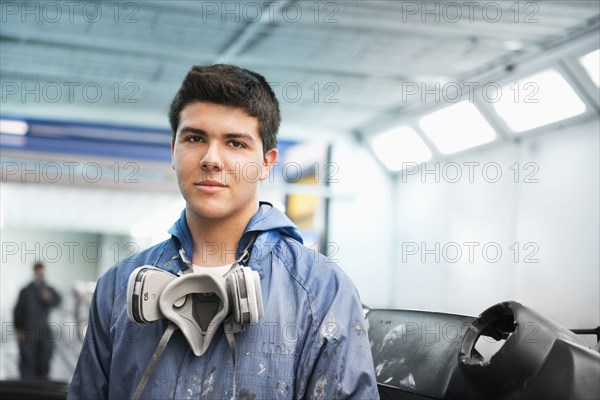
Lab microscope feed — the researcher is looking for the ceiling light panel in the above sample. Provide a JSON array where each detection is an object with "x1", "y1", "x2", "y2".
[
  {"x1": 579, "y1": 49, "x2": 600, "y2": 87},
  {"x1": 371, "y1": 126, "x2": 433, "y2": 171},
  {"x1": 419, "y1": 102, "x2": 497, "y2": 155},
  {"x1": 492, "y1": 69, "x2": 587, "y2": 133}
]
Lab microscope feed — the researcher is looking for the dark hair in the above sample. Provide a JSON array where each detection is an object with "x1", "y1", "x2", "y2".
[
  {"x1": 168, "y1": 64, "x2": 280, "y2": 152},
  {"x1": 33, "y1": 262, "x2": 44, "y2": 271}
]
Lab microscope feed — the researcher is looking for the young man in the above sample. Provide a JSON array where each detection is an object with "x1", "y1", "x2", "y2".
[{"x1": 69, "y1": 64, "x2": 379, "y2": 399}]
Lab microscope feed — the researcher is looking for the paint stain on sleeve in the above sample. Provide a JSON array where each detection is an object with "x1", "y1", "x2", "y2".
[
  {"x1": 312, "y1": 376, "x2": 328, "y2": 400},
  {"x1": 200, "y1": 367, "x2": 216, "y2": 397},
  {"x1": 239, "y1": 388, "x2": 257, "y2": 400}
]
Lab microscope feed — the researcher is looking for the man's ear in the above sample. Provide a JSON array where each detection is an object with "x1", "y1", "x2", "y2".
[
  {"x1": 171, "y1": 140, "x2": 175, "y2": 170},
  {"x1": 260, "y1": 148, "x2": 279, "y2": 181}
]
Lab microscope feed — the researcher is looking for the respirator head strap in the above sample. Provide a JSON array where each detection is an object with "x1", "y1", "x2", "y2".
[
  {"x1": 237, "y1": 231, "x2": 259, "y2": 266},
  {"x1": 132, "y1": 322, "x2": 178, "y2": 400},
  {"x1": 178, "y1": 248, "x2": 193, "y2": 273}
]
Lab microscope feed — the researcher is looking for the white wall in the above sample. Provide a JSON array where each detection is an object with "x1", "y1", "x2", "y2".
[
  {"x1": 328, "y1": 138, "x2": 395, "y2": 308},
  {"x1": 392, "y1": 119, "x2": 599, "y2": 333},
  {"x1": 97, "y1": 233, "x2": 150, "y2": 278}
]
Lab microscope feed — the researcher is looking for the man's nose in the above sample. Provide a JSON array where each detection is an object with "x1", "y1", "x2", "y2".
[{"x1": 200, "y1": 143, "x2": 224, "y2": 172}]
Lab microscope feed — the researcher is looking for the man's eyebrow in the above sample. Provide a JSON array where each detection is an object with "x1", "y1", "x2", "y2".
[
  {"x1": 223, "y1": 133, "x2": 256, "y2": 143},
  {"x1": 178, "y1": 128, "x2": 255, "y2": 143},
  {"x1": 178, "y1": 127, "x2": 207, "y2": 136}
]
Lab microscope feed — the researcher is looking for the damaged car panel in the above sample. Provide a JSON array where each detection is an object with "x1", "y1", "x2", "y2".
[{"x1": 368, "y1": 301, "x2": 600, "y2": 400}]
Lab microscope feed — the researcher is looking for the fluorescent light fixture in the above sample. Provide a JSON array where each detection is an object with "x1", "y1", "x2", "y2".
[
  {"x1": 492, "y1": 69, "x2": 587, "y2": 133},
  {"x1": 504, "y1": 40, "x2": 524, "y2": 51},
  {"x1": 419, "y1": 102, "x2": 497, "y2": 155},
  {"x1": 370, "y1": 126, "x2": 432, "y2": 172},
  {"x1": 579, "y1": 49, "x2": 599, "y2": 87},
  {"x1": 0, "y1": 119, "x2": 29, "y2": 135}
]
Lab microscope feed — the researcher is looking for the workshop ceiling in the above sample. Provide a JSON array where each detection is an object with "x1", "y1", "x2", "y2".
[
  {"x1": 2, "y1": 0, "x2": 599, "y2": 138},
  {"x1": 1, "y1": 1, "x2": 599, "y2": 236}
]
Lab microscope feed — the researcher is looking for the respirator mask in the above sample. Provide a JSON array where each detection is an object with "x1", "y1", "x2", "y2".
[{"x1": 125, "y1": 234, "x2": 262, "y2": 399}]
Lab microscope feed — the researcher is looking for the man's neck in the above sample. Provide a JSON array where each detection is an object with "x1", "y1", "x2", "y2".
[{"x1": 186, "y1": 204, "x2": 259, "y2": 267}]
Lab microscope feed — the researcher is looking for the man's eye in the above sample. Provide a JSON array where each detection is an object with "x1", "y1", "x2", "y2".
[
  {"x1": 187, "y1": 136, "x2": 204, "y2": 143},
  {"x1": 228, "y1": 140, "x2": 245, "y2": 148}
]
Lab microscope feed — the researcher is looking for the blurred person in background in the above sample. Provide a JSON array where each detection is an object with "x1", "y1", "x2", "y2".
[{"x1": 13, "y1": 262, "x2": 62, "y2": 380}]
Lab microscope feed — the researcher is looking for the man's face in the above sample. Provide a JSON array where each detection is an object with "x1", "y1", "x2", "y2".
[
  {"x1": 34, "y1": 267, "x2": 44, "y2": 280},
  {"x1": 172, "y1": 102, "x2": 277, "y2": 222}
]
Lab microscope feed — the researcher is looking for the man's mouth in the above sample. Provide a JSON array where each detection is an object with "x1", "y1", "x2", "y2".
[
  {"x1": 194, "y1": 180, "x2": 227, "y2": 192},
  {"x1": 196, "y1": 180, "x2": 227, "y2": 187}
]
